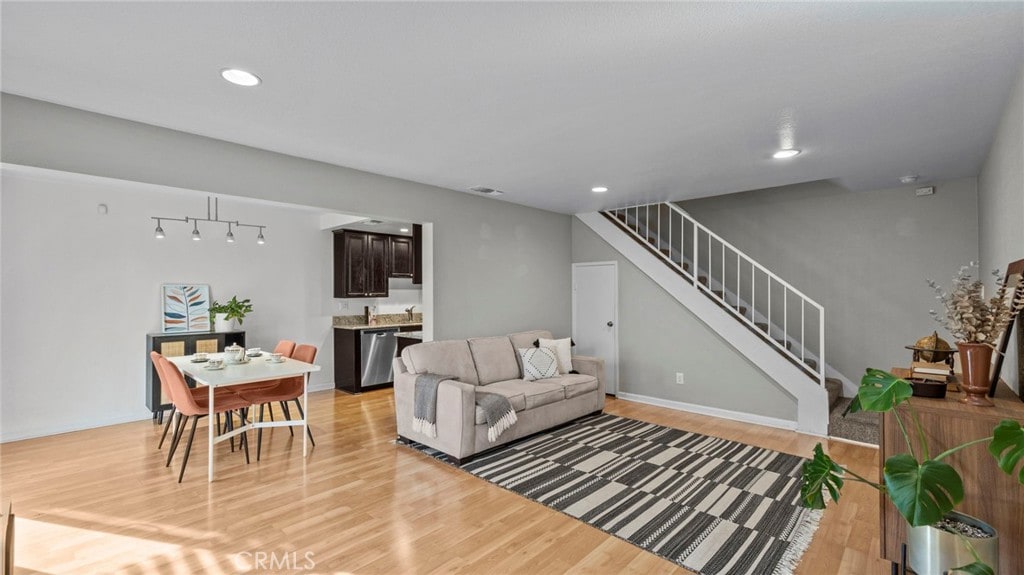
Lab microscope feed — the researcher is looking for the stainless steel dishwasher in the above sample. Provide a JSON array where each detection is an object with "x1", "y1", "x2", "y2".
[{"x1": 360, "y1": 327, "x2": 400, "y2": 387}]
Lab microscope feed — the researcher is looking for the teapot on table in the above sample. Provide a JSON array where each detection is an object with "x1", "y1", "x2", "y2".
[{"x1": 223, "y1": 343, "x2": 247, "y2": 364}]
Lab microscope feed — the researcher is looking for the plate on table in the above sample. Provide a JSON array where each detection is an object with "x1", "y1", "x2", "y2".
[
  {"x1": 204, "y1": 364, "x2": 225, "y2": 371},
  {"x1": 190, "y1": 358, "x2": 209, "y2": 363},
  {"x1": 246, "y1": 352, "x2": 263, "y2": 358},
  {"x1": 266, "y1": 358, "x2": 286, "y2": 364}
]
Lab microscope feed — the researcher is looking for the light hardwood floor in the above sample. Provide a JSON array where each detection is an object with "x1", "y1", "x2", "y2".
[{"x1": 0, "y1": 390, "x2": 889, "y2": 574}]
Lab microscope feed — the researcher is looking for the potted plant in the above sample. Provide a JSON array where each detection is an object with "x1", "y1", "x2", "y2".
[
  {"x1": 927, "y1": 263, "x2": 1024, "y2": 406},
  {"x1": 210, "y1": 296, "x2": 253, "y2": 332},
  {"x1": 801, "y1": 369, "x2": 1023, "y2": 574}
]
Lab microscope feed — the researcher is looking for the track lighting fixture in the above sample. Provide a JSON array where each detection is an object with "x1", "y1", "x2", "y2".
[{"x1": 150, "y1": 196, "x2": 267, "y2": 244}]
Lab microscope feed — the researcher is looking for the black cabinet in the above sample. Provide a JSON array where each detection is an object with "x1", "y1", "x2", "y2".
[
  {"x1": 412, "y1": 224, "x2": 422, "y2": 285},
  {"x1": 146, "y1": 330, "x2": 245, "y2": 420},
  {"x1": 389, "y1": 236, "x2": 414, "y2": 278},
  {"x1": 334, "y1": 231, "x2": 389, "y2": 298}
]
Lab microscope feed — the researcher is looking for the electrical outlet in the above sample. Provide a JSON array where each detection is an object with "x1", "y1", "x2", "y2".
[{"x1": 676, "y1": 372, "x2": 685, "y2": 385}]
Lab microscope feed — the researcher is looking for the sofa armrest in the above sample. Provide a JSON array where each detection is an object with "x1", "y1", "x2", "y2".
[
  {"x1": 393, "y1": 371, "x2": 478, "y2": 459},
  {"x1": 572, "y1": 355, "x2": 606, "y2": 395}
]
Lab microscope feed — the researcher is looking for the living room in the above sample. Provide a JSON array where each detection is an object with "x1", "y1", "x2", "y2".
[{"x1": 2, "y1": 3, "x2": 1023, "y2": 574}]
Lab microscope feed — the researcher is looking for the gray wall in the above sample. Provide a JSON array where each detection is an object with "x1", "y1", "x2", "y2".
[
  {"x1": 979, "y1": 64, "x2": 1024, "y2": 393},
  {"x1": 0, "y1": 94, "x2": 572, "y2": 341},
  {"x1": 572, "y1": 219, "x2": 797, "y2": 421},
  {"x1": 679, "y1": 178, "x2": 980, "y2": 385}
]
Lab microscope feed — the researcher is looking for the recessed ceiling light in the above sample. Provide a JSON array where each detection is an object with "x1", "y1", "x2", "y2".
[
  {"x1": 220, "y1": 68, "x2": 261, "y2": 87},
  {"x1": 400, "y1": 228, "x2": 410, "y2": 233},
  {"x1": 591, "y1": 186, "x2": 609, "y2": 193},
  {"x1": 772, "y1": 149, "x2": 801, "y2": 159},
  {"x1": 899, "y1": 175, "x2": 920, "y2": 184}
]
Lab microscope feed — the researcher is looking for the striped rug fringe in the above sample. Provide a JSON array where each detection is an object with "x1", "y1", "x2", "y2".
[
  {"x1": 771, "y1": 508, "x2": 824, "y2": 575},
  {"x1": 486, "y1": 409, "x2": 518, "y2": 442}
]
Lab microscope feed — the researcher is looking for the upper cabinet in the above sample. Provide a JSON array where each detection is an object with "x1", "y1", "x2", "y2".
[
  {"x1": 334, "y1": 228, "x2": 421, "y2": 297},
  {"x1": 389, "y1": 236, "x2": 414, "y2": 278},
  {"x1": 334, "y1": 231, "x2": 389, "y2": 298}
]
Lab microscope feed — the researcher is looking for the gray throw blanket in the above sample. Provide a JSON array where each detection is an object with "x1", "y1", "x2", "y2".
[{"x1": 413, "y1": 373, "x2": 517, "y2": 442}]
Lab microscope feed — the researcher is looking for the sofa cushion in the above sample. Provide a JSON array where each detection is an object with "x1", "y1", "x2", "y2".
[
  {"x1": 521, "y1": 381, "x2": 566, "y2": 409},
  {"x1": 508, "y1": 330, "x2": 553, "y2": 377},
  {"x1": 404, "y1": 340, "x2": 480, "y2": 385},
  {"x1": 468, "y1": 336, "x2": 520, "y2": 385},
  {"x1": 474, "y1": 380, "x2": 527, "y2": 412},
  {"x1": 549, "y1": 373, "x2": 599, "y2": 398}
]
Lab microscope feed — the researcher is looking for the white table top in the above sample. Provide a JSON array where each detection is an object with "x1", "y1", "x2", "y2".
[{"x1": 168, "y1": 353, "x2": 321, "y2": 388}]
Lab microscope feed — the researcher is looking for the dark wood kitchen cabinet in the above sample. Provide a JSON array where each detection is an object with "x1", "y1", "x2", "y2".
[
  {"x1": 389, "y1": 236, "x2": 414, "y2": 278},
  {"x1": 334, "y1": 231, "x2": 389, "y2": 298}
]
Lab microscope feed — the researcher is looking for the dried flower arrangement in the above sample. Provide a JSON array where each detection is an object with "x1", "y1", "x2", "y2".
[{"x1": 927, "y1": 262, "x2": 1024, "y2": 347}]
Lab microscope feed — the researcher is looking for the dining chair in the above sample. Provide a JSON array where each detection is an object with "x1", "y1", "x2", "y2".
[
  {"x1": 238, "y1": 344, "x2": 318, "y2": 461},
  {"x1": 156, "y1": 355, "x2": 252, "y2": 482},
  {"x1": 150, "y1": 351, "x2": 242, "y2": 451},
  {"x1": 228, "y1": 340, "x2": 298, "y2": 424}
]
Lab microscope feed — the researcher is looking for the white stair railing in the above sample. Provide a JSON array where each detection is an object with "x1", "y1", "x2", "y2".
[{"x1": 605, "y1": 203, "x2": 825, "y2": 385}]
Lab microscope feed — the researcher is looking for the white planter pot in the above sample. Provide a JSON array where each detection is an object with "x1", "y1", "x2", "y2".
[
  {"x1": 214, "y1": 313, "x2": 236, "y2": 332},
  {"x1": 908, "y1": 511, "x2": 998, "y2": 574}
]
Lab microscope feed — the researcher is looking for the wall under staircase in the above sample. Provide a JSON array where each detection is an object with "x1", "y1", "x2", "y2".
[{"x1": 576, "y1": 209, "x2": 830, "y2": 436}]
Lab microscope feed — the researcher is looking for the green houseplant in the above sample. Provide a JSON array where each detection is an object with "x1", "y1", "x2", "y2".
[
  {"x1": 801, "y1": 369, "x2": 1023, "y2": 575},
  {"x1": 210, "y1": 296, "x2": 253, "y2": 331}
]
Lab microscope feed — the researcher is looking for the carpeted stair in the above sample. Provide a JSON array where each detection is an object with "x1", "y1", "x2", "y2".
[{"x1": 825, "y1": 377, "x2": 879, "y2": 445}]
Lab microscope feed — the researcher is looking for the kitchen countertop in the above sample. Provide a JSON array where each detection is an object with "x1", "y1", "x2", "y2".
[
  {"x1": 395, "y1": 331, "x2": 423, "y2": 340},
  {"x1": 333, "y1": 322, "x2": 422, "y2": 331}
]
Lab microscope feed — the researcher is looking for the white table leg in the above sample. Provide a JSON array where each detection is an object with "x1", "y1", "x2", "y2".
[
  {"x1": 303, "y1": 373, "x2": 309, "y2": 457},
  {"x1": 208, "y1": 384, "x2": 215, "y2": 482}
]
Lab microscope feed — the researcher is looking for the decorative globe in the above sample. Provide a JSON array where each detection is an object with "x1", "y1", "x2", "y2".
[{"x1": 913, "y1": 331, "x2": 954, "y2": 363}]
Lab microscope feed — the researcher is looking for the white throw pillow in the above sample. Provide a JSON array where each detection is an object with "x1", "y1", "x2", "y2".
[
  {"x1": 539, "y1": 337, "x2": 573, "y2": 374},
  {"x1": 519, "y1": 347, "x2": 559, "y2": 381}
]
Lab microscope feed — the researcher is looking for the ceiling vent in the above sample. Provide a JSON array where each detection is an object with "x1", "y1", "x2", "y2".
[
  {"x1": 469, "y1": 186, "x2": 505, "y2": 196},
  {"x1": 362, "y1": 219, "x2": 384, "y2": 225}
]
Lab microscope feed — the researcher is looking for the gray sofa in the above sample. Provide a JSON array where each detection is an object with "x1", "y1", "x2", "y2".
[{"x1": 393, "y1": 329, "x2": 606, "y2": 462}]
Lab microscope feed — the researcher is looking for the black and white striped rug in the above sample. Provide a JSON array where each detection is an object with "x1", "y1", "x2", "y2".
[{"x1": 405, "y1": 414, "x2": 821, "y2": 575}]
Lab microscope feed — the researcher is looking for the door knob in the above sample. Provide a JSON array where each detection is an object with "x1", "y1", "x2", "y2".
[{"x1": 607, "y1": 321, "x2": 614, "y2": 327}]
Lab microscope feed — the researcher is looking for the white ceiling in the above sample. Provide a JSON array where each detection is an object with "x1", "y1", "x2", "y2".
[{"x1": 2, "y1": 2, "x2": 1022, "y2": 214}]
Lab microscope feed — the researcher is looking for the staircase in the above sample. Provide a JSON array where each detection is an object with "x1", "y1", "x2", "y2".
[{"x1": 579, "y1": 203, "x2": 832, "y2": 435}]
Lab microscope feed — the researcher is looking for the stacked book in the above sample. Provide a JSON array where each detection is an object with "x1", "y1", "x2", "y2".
[{"x1": 911, "y1": 361, "x2": 952, "y2": 382}]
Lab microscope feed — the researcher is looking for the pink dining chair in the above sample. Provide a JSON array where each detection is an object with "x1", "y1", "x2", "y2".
[
  {"x1": 155, "y1": 354, "x2": 252, "y2": 482},
  {"x1": 238, "y1": 344, "x2": 318, "y2": 460},
  {"x1": 150, "y1": 351, "x2": 242, "y2": 451},
  {"x1": 228, "y1": 340, "x2": 298, "y2": 425}
]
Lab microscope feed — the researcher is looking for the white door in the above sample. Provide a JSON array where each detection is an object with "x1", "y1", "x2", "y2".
[{"x1": 572, "y1": 262, "x2": 619, "y2": 396}]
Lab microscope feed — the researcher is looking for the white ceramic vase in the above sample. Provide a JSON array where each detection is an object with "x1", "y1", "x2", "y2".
[{"x1": 214, "y1": 313, "x2": 235, "y2": 332}]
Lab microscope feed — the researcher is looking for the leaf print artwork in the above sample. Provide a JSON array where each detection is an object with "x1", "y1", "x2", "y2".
[{"x1": 162, "y1": 284, "x2": 211, "y2": 333}]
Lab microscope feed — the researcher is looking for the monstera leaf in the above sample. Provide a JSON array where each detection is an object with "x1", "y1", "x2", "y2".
[
  {"x1": 988, "y1": 419, "x2": 1024, "y2": 484},
  {"x1": 842, "y1": 394, "x2": 863, "y2": 417},
  {"x1": 883, "y1": 454, "x2": 964, "y2": 526},
  {"x1": 857, "y1": 369, "x2": 913, "y2": 412},
  {"x1": 801, "y1": 443, "x2": 845, "y2": 509},
  {"x1": 950, "y1": 561, "x2": 995, "y2": 575}
]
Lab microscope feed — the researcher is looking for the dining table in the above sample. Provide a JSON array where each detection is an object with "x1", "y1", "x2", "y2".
[{"x1": 168, "y1": 352, "x2": 321, "y2": 482}]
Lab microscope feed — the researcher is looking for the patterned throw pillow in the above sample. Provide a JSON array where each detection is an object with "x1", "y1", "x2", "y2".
[{"x1": 518, "y1": 347, "x2": 559, "y2": 381}]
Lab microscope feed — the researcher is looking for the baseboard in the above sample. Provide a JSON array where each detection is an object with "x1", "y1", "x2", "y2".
[
  {"x1": 307, "y1": 381, "x2": 335, "y2": 393},
  {"x1": 1, "y1": 385, "x2": 338, "y2": 443},
  {"x1": 615, "y1": 392, "x2": 799, "y2": 432},
  {"x1": 0, "y1": 413, "x2": 152, "y2": 443}
]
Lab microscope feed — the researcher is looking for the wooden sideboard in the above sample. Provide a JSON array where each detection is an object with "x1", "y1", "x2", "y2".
[
  {"x1": 881, "y1": 369, "x2": 1024, "y2": 573},
  {"x1": 145, "y1": 330, "x2": 246, "y2": 421}
]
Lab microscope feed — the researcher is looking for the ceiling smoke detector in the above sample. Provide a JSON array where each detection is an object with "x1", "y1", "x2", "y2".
[{"x1": 469, "y1": 186, "x2": 505, "y2": 196}]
